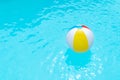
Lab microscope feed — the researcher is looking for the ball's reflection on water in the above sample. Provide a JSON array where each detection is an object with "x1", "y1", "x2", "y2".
[{"x1": 65, "y1": 48, "x2": 92, "y2": 69}]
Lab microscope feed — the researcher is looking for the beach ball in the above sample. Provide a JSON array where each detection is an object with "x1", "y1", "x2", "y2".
[{"x1": 66, "y1": 25, "x2": 94, "y2": 52}]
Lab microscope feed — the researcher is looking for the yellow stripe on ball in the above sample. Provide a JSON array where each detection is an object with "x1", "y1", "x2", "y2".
[{"x1": 73, "y1": 29, "x2": 89, "y2": 52}]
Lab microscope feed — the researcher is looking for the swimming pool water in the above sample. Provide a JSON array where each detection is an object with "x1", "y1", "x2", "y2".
[{"x1": 0, "y1": 0, "x2": 120, "y2": 80}]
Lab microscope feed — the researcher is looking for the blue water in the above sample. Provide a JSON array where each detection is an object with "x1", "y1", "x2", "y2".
[{"x1": 0, "y1": 0, "x2": 120, "y2": 80}]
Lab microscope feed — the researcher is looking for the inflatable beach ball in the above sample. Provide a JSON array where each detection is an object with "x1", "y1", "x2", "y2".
[{"x1": 66, "y1": 25, "x2": 94, "y2": 52}]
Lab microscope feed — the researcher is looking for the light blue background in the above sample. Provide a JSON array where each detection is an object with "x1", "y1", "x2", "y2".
[{"x1": 0, "y1": 0, "x2": 120, "y2": 80}]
